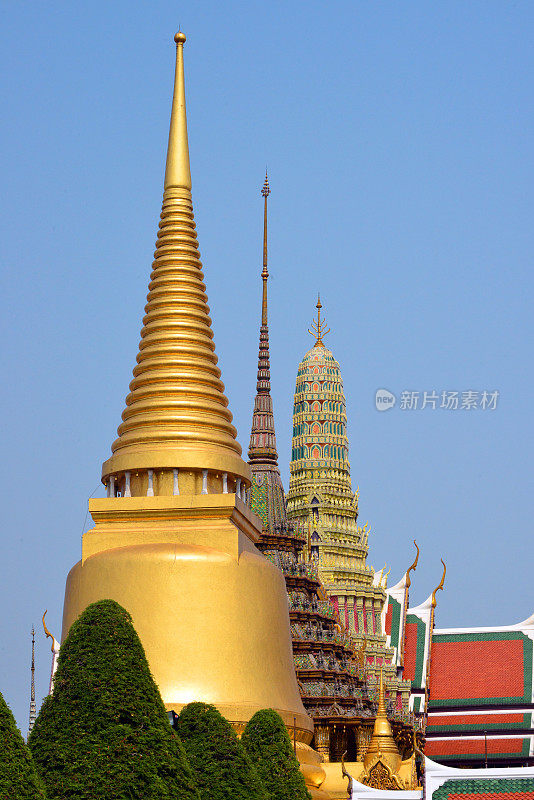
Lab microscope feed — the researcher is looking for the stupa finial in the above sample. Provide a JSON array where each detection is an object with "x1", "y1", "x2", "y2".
[
  {"x1": 308, "y1": 294, "x2": 331, "y2": 346},
  {"x1": 164, "y1": 31, "x2": 191, "y2": 190},
  {"x1": 261, "y1": 171, "x2": 270, "y2": 324},
  {"x1": 261, "y1": 169, "x2": 270, "y2": 197}
]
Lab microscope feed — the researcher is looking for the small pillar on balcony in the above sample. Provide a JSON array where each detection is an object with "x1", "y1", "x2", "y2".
[
  {"x1": 222, "y1": 472, "x2": 228, "y2": 493},
  {"x1": 173, "y1": 469, "x2": 179, "y2": 495},
  {"x1": 147, "y1": 469, "x2": 154, "y2": 497},
  {"x1": 201, "y1": 469, "x2": 208, "y2": 494},
  {"x1": 124, "y1": 471, "x2": 131, "y2": 497}
]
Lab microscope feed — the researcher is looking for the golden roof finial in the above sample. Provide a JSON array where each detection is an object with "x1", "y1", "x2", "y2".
[
  {"x1": 406, "y1": 540, "x2": 420, "y2": 589},
  {"x1": 308, "y1": 294, "x2": 331, "y2": 346},
  {"x1": 431, "y1": 558, "x2": 447, "y2": 608},
  {"x1": 42, "y1": 610, "x2": 56, "y2": 651},
  {"x1": 164, "y1": 31, "x2": 191, "y2": 190}
]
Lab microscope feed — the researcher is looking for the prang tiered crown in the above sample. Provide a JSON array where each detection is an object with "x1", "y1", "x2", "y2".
[
  {"x1": 287, "y1": 321, "x2": 372, "y2": 601},
  {"x1": 286, "y1": 309, "x2": 412, "y2": 712}
]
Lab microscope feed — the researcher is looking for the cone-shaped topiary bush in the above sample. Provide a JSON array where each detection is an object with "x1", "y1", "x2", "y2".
[
  {"x1": 29, "y1": 599, "x2": 199, "y2": 800},
  {"x1": 177, "y1": 702, "x2": 268, "y2": 800},
  {"x1": 241, "y1": 709, "x2": 311, "y2": 800},
  {"x1": 0, "y1": 690, "x2": 46, "y2": 799}
]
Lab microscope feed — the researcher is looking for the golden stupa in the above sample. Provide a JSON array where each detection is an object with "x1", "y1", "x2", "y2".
[
  {"x1": 320, "y1": 669, "x2": 420, "y2": 797},
  {"x1": 62, "y1": 32, "x2": 314, "y2": 748},
  {"x1": 363, "y1": 669, "x2": 402, "y2": 776}
]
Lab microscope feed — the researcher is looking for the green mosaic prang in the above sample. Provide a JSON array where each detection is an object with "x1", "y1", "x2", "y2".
[{"x1": 433, "y1": 777, "x2": 534, "y2": 799}]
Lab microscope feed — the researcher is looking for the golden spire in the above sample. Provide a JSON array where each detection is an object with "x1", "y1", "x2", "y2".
[
  {"x1": 102, "y1": 32, "x2": 249, "y2": 485},
  {"x1": 363, "y1": 668, "x2": 401, "y2": 773},
  {"x1": 308, "y1": 294, "x2": 330, "y2": 346},
  {"x1": 164, "y1": 32, "x2": 191, "y2": 191}
]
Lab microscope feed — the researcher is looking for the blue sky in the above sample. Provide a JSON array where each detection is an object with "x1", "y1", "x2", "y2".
[{"x1": 1, "y1": 1, "x2": 533, "y2": 733}]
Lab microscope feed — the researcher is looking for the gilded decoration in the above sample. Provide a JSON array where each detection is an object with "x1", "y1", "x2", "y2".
[{"x1": 361, "y1": 760, "x2": 403, "y2": 790}]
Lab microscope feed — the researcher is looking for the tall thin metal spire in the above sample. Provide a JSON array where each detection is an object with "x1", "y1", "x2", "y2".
[
  {"x1": 28, "y1": 626, "x2": 36, "y2": 737},
  {"x1": 261, "y1": 171, "x2": 270, "y2": 326},
  {"x1": 248, "y1": 174, "x2": 278, "y2": 465},
  {"x1": 247, "y1": 176, "x2": 293, "y2": 537}
]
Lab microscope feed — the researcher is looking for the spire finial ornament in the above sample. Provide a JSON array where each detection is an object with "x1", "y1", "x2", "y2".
[
  {"x1": 262, "y1": 170, "x2": 270, "y2": 197},
  {"x1": 28, "y1": 626, "x2": 36, "y2": 737},
  {"x1": 261, "y1": 171, "x2": 270, "y2": 325},
  {"x1": 308, "y1": 294, "x2": 331, "y2": 346},
  {"x1": 165, "y1": 31, "x2": 191, "y2": 190}
]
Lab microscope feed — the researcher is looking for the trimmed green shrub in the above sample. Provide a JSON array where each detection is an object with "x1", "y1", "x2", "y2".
[
  {"x1": 29, "y1": 599, "x2": 199, "y2": 800},
  {"x1": 177, "y1": 702, "x2": 268, "y2": 800},
  {"x1": 241, "y1": 709, "x2": 311, "y2": 800},
  {"x1": 0, "y1": 690, "x2": 46, "y2": 799}
]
